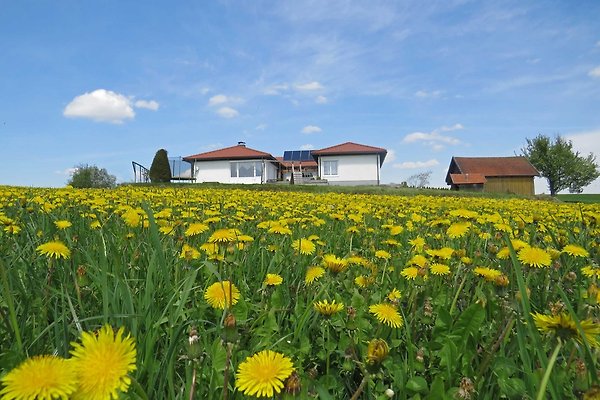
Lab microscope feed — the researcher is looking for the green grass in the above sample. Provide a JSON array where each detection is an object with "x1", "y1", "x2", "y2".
[{"x1": 556, "y1": 194, "x2": 600, "y2": 203}]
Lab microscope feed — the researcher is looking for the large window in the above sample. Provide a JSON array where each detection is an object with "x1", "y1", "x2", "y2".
[
  {"x1": 322, "y1": 160, "x2": 338, "y2": 176},
  {"x1": 230, "y1": 161, "x2": 263, "y2": 178}
]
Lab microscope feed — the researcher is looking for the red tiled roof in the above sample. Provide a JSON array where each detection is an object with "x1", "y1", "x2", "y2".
[
  {"x1": 275, "y1": 157, "x2": 318, "y2": 168},
  {"x1": 449, "y1": 173, "x2": 487, "y2": 185},
  {"x1": 452, "y1": 157, "x2": 539, "y2": 177},
  {"x1": 183, "y1": 144, "x2": 275, "y2": 161},
  {"x1": 311, "y1": 142, "x2": 387, "y2": 164}
]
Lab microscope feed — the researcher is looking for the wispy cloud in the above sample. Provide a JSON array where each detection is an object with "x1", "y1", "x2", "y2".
[
  {"x1": 415, "y1": 90, "x2": 442, "y2": 99},
  {"x1": 301, "y1": 125, "x2": 322, "y2": 134},
  {"x1": 393, "y1": 159, "x2": 440, "y2": 169},
  {"x1": 134, "y1": 100, "x2": 160, "y2": 110},
  {"x1": 216, "y1": 107, "x2": 239, "y2": 118},
  {"x1": 589, "y1": 66, "x2": 600, "y2": 78},
  {"x1": 403, "y1": 124, "x2": 464, "y2": 151},
  {"x1": 255, "y1": 123, "x2": 267, "y2": 131},
  {"x1": 300, "y1": 144, "x2": 315, "y2": 150},
  {"x1": 315, "y1": 95, "x2": 328, "y2": 104},
  {"x1": 295, "y1": 81, "x2": 324, "y2": 91},
  {"x1": 64, "y1": 89, "x2": 160, "y2": 124}
]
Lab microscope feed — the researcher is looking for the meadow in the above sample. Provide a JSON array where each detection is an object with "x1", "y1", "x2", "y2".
[{"x1": 0, "y1": 185, "x2": 598, "y2": 399}]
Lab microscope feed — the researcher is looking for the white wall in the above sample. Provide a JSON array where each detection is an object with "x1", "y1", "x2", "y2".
[
  {"x1": 318, "y1": 154, "x2": 380, "y2": 184},
  {"x1": 193, "y1": 159, "x2": 277, "y2": 184}
]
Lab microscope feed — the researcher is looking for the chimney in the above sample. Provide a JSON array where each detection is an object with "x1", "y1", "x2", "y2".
[{"x1": 237, "y1": 141, "x2": 246, "y2": 147}]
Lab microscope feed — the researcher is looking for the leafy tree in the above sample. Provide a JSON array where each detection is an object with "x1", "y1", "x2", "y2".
[
  {"x1": 149, "y1": 149, "x2": 172, "y2": 183},
  {"x1": 521, "y1": 134, "x2": 599, "y2": 196},
  {"x1": 407, "y1": 170, "x2": 432, "y2": 188},
  {"x1": 68, "y1": 164, "x2": 117, "y2": 188}
]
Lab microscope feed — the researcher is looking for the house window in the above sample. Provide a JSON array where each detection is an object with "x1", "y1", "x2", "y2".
[
  {"x1": 230, "y1": 161, "x2": 263, "y2": 178},
  {"x1": 322, "y1": 160, "x2": 338, "y2": 176}
]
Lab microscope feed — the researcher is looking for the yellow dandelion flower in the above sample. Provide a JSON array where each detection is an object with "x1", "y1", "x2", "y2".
[
  {"x1": 473, "y1": 267, "x2": 502, "y2": 281},
  {"x1": 518, "y1": 247, "x2": 551, "y2": 268},
  {"x1": 355, "y1": 275, "x2": 373, "y2": 288},
  {"x1": 496, "y1": 247, "x2": 511, "y2": 259},
  {"x1": 322, "y1": 254, "x2": 348, "y2": 273},
  {"x1": 314, "y1": 300, "x2": 344, "y2": 316},
  {"x1": 268, "y1": 225, "x2": 292, "y2": 235},
  {"x1": 369, "y1": 303, "x2": 403, "y2": 328},
  {"x1": 511, "y1": 239, "x2": 529, "y2": 251},
  {"x1": 562, "y1": 244, "x2": 589, "y2": 258},
  {"x1": 36, "y1": 240, "x2": 70, "y2": 259},
  {"x1": 389, "y1": 225, "x2": 403, "y2": 235},
  {"x1": 90, "y1": 220, "x2": 101, "y2": 230},
  {"x1": 70, "y1": 325, "x2": 137, "y2": 400},
  {"x1": 532, "y1": 312, "x2": 600, "y2": 347},
  {"x1": 180, "y1": 244, "x2": 200, "y2": 260},
  {"x1": 375, "y1": 250, "x2": 392, "y2": 260},
  {"x1": 387, "y1": 288, "x2": 402, "y2": 301},
  {"x1": 426, "y1": 247, "x2": 454, "y2": 260},
  {"x1": 208, "y1": 228, "x2": 239, "y2": 243},
  {"x1": 346, "y1": 226, "x2": 360, "y2": 234},
  {"x1": 291, "y1": 238, "x2": 316, "y2": 255},
  {"x1": 54, "y1": 220, "x2": 72, "y2": 230},
  {"x1": 407, "y1": 254, "x2": 428, "y2": 267},
  {"x1": 204, "y1": 281, "x2": 240, "y2": 309},
  {"x1": 430, "y1": 263, "x2": 450, "y2": 276},
  {"x1": 0, "y1": 355, "x2": 77, "y2": 400},
  {"x1": 401, "y1": 267, "x2": 419, "y2": 280},
  {"x1": 582, "y1": 266, "x2": 600, "y2": 278},
  {"x1": 346, "y1": 256, "x2": 368, "y2": 266},
  {"x1": 264, "y1": 273, "x2": 283, "y2": 286},
  {"x1": 235, "y1": 350, "x2": 294, "y2": 398},
  {"x1": 366, "y1": 338, "x2": 389, "y2": 364},
  {"x1": 305, "y1": 266, "x2": 325, "y2": 285},
  {"x1": 184, "y1": 223, "x2": 209, "y2": 237},
  {"x1": 447, "y1": 222, "x2": 470, "y2": 238},
  {"x1": 121, "y1": 210, "x2": 141, "y2": 228},
  {"x1": 409, "y1": 237, "x2": 425, "y2": 252}
]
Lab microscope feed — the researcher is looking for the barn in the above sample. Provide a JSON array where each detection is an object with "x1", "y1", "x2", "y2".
[{"x1": 445, "y1": 156, "x2": 539, "y2": 196}]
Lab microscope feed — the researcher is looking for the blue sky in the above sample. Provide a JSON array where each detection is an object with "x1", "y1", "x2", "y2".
[{"x1": 1, "y1": 0, "x2": 599, "y2": 192}]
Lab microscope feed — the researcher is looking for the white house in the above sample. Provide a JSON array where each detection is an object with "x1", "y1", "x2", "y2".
[
  {"x1": 181, "y1": 141, "x2": 387, "y2": 185},
  {"x1": 182, "y1": 142, "x2": 279, "y2": 184},
  {"x1": 311, "y1": 142, "x2": 387, "y2": 186}
]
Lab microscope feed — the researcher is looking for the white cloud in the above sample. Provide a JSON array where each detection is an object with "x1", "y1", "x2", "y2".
[
  {"x1": 300, "y1": 144, "x2": 315, "y2": 150},
  {"x1": 315, "y1": 95, "x2": 328, "y2": 104},
  {"x1": 295, "y1": 81, "x2": 324, "y2": 91},
  {"x1": 63, "y1": 89, "x2": 135, "y2": 124},
  {"x1": 56, "y1": 167, "x2": 79, "y2": 176},
  {"x1": 588, "y1": 66, "x2": 600, "y2": 78},
  {"x1": 301, "y1": 125, "x2": 322, "y2": 134},
  {"x1": 134, "y1": 100, "x2": 160, "y2": 110},
  {"x1": 255, "y1": 123, "x2": 267, "y2": 131},
  {"x1": 393, "y1": 159, "x2": 440, "y2": 169},
  {"x1": 216, "y1": 107, "x2": 239, "y2": 118},
  {"x1": 403, "y1": 124, "x2": 464, "y2": 150},
  {"x1": 263, "y1": 84, "x2": 289, "y2": 95},
  {"x1": 385, "y1": 149, "x2": 396, "y2": 163},
  {"x1": 596, "y1": 40, "x2": 600, "y2": 48},
  {"x1": 415, "y1": 90, "x2": 442, "y2": 99},
  {"x1": 209, "y1": 94, "x2": 228, "y2": 106}
]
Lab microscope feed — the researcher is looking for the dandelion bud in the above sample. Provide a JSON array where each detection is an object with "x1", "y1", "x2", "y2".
[
  {"x1": 224, "y1": 312, "x2": 236, "y2": 329},
  {"x1": 583, "y1": 385, "x2": 600, "y2": 400},
  {"x1": 565, "y1": 271, "x2": 577, "y2": 282},
  {"x1": 385, "y1": 388, "x2": 395, "y2": 398},
  {"x1": 188, "y1": 327, "x2": 202, "y2": 360},
  {"x1": 346, "y1": 306, "x2": 356, "y2": 320},
  {"x1": 487, "y1": 244, "x2": 498, "y2": 254},
  {"x1": 366, "y1": 338, "x2": 389, "y2": 365},
  {"x1": 423, "y1": 298, "x2": 433, "y2": 317},
  {"x1": 494, "y1": 274, "x2": 509, "y2": 287},
  {"x1": 285, "y1": 371, "x2": 301, "y2": 395},
  {"x1": 457, "y1": 377, "x2": 475, "y2": 399},
  {"x1": 416, "y1": 348, "x2": 425, "y2": 363}
]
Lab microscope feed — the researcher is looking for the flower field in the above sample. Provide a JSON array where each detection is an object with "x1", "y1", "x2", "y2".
[{"x1": 0, "y1": 185, "x2": 599, "y2": 399}]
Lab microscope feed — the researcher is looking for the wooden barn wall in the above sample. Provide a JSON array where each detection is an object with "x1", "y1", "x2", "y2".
[{"x1": 484, "y1": 177, "x2": 534, "y2": 196}]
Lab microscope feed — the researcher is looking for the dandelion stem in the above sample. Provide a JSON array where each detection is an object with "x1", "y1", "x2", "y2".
[
  {"x1": 536, "y1": 340, "x2": 562, "y2": 400},
  {"x1": 0, "y1": 258, "x2": 23, "y2": 355},
  {"x1": 449, "y1": 269, "x2": 467, "y2": 315},
  {"x1": 350, "y1": 375, "x2": 369, "y2": 400}
]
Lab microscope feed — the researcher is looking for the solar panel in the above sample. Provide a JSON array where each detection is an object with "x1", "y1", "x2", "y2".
[{"x1": 283, "y1": 150, "x2": 314, "y2": 161}]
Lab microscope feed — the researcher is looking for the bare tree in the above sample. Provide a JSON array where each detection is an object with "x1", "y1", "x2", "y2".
[{"x1": 407, "y1": 170, "x2": 432, "y2": 188}]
